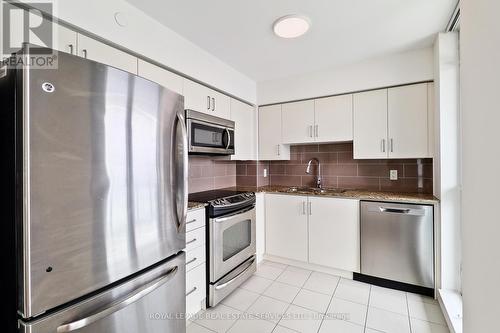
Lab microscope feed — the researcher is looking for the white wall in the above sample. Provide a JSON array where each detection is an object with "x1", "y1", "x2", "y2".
[
  {"x1": 14, "y1": 0, "x2": 257, "y2": 103},
  {"x1": 433, "y1": 32, "x2": 461, "y2": 292},
  {"x1": 461, "y1": 0, "x2": 500, "y2": 331},
  {"x1": 257, "y1": 47, "x2": 434, "y2": 105}
]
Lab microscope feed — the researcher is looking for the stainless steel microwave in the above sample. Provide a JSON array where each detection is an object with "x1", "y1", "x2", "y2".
[{"x1": 186, "y1": 109, "x2": 235, "y2": 155}]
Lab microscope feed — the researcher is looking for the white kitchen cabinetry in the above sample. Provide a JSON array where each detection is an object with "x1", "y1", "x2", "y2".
[
  {"x1": 56, "y1": 24, "x2": 78, "y2": 55},
  {"x1": 137, "y1": 59, "x2": 183, "y2": 95},
  {"x1": 427, "y1": 83, "x2": 435, "y2": 158},
  {"x1": 353, "y1": 89, "x2": 388, "y2": 159},
  {"x1": 387, "y1": 84, "x2": 428, "y2": 158},
  {"x1": 282, "y1": 100, "x2": 315, "y2": 144},
  {"x1": 353, "y1": 83, "x2": 431, "y2": 159},
  {"x1": 308, "y1": 197, "x2": 360, "y2": 272},
  {"x1": 77, "y1": 34, "x2": 137, "y2": 74},
  {"x1": 258, "y1": 105, "x2": 290, "y2": 160},
  {"x1": 183, "y1": 79, "x2": 230, "y2": 119},
  {"x1": 265, "y1": 194, "x2": 308, "y2": 262},
  {"x1": 265, "y1": 194, "x2": 360, "y2": 273},
  {"x1": 315, "y1": 94, "x2": 353, "y2": 142},
  {"x1": 230, "y1": 99, "x2": 257, "y2": 160},
  {"x1": 185, "y1": 208, "x2": 206, "y2": 318}
]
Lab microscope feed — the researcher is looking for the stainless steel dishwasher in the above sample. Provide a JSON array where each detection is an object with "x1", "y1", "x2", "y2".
[{"x1": 354, "y1": 201, "x2": 434, "y2": 296}]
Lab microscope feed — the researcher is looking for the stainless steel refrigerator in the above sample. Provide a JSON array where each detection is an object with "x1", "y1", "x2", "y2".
[{"x1": 0, "y1": 44, "x2": 188, "y2": 333}]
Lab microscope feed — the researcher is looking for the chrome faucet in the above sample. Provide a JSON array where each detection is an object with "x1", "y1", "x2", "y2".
[{"x1": 305, "y1": 158, "x2": 322, "y2": 189}]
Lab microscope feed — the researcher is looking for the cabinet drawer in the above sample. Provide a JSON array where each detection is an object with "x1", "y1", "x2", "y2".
[
  {"x1": 186, "y1": 208, "x2": 205, "y2": 232},
  {"x1": 186, "y1": 263, "x2": 206, "y2": 317},
  {"x1": 186, "y1": 226, "x2": 205, "y2": 251},
  {"x1": 186, "y1": 245, "x2": 206, "y2": 272}
]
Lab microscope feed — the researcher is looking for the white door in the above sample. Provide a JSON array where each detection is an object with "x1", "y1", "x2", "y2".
[
  {"x1": 388, "y1": 83, "x2": 429, "y2": 158},
  {"x1": 258, "y1": 105, "x2": 290, "y2": 160},
  {"x1": 77, "y1": 34, "x2": 137, "y2": 74},
  {"x1": 282, "y1": 100, "x2": 315, "y2": 144},
  {"x1": 314, "y1": 94, "x2": 353, "y2": 142},
  {"x1": 308, "y1": 197, "x2": 360, "y2": 272},
  {"x1": 230, "y1": 99, "x2": 256, "y2": 160},
  {"x1": 137, "y1": 59, "x2": 183, "y2": 95},
  {"x1": 353, "y1": 89, "x2": 388, "y2": 159},
  {"x1": 211, "y1": 90, "x2": 231, "y2": 119},
  {"x1": 55, "y1": 24, "x2": 78, "y2": 55},
  {"x1": 183, "y1": 79, "x2": 211, "y2": 113},
  {"x1": 265, "y1": 194, "x2": 308, "y2": 262}
]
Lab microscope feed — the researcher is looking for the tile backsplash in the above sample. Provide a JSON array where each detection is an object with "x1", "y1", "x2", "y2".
[
  {"x1": 265, "y1": 142, "x2": 433, "y2": 194},
  {"x1": 188, "y1": 156, "x2": 236, "y2": 193},
  {"x1": 189, "y1": 142, "x2": 433, "y2": 194}
]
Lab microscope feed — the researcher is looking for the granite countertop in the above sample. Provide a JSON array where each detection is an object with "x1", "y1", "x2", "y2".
[
  {"x1": 232, "y1": 185, "x2": 439, "y2": 205},
  {"x1": 188, "y1": 202, "x2": 207, "y2": 211}
]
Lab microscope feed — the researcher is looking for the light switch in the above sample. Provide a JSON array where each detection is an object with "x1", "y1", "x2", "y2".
[{"x1": 390, "y1": 170, "x2": 398, "y2": 180}]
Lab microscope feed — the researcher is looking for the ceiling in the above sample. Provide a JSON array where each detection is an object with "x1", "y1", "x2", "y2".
[{"x1": 124, "y1": 0, "x2": 457, "y2": 82}]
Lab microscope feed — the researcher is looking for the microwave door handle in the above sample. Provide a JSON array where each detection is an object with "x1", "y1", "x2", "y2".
[
  {"x1": 56, "y1": 266, "x2": 179, "y2": 332},
  {"x1": 225, "y1": 128, "x2": 231, "y2": 150},
  {"x1": 175, "y1": 111, "x2": 189, "y2": 232}
]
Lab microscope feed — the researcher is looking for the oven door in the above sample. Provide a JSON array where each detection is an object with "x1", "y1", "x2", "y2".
[
  {"x1": 209, "y1": 206, "x2": 256, "y2": 282},
  {"x1": 187, "y1": 118, "x2": 234, "y2": 154}
]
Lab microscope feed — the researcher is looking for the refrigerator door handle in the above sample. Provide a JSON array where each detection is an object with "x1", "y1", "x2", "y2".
[
  {"x1": 175, "y1": 111, "x2": 189, "y2": 232},
  {"x1": 56, "y1": 266, "x2": 179, "y2": 333}
]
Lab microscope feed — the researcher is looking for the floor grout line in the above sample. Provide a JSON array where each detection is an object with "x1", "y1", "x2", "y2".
[
  {"x1": 315, "y1": 277, "x2": 341, "y2": 333},
  {"x1": 406, "y1": 292, "x2": 413, "y2": 333},
  {"x1": 363, "y1": 285, "x2": 372, "y2": 333}
]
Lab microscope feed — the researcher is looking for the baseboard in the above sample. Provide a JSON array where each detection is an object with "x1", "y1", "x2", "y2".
[
  {"x1": 353, "y1": 273, "x2": 434, "y2": 297},
  {"x1": 262, "y1": 254, "x2": 354, "y2": 279}
]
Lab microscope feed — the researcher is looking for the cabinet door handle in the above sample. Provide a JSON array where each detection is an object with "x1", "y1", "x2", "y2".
[
  {"x1": 277, "y1": 145, "x2": 280, "y2": 156},
  {"x1": 186, "y1": 257, "x2": 197, "y2": 265},
  {"x1": 212, "y1": 97, "x2": 215, "y2": 111},
  {"x1": 186, "y1": 238, "x2": 197, "y2": 245},
  {"x1": 390, "y1": 138, "x2": 394, "y2": 153},
  {"x1": 315, "y1": 125, "x2": 318, "y2": 138},
  {"x1": 308, "y1": 202, "x2": 312, "y2": 215},
  {"x1": 381, "y1": 139, "x2": 386, "y2": 153},
  {"x1": 186, "y1": 287, "x2": 197, "y2": 296},
  {"x1": 308, "y1": 125, "x2": 313, "y2": 138},
  {"x1": 82, "y1": 49, "x2": 87, "y2": 58},
  {"x1": 207, "y1": 96, "x2": 211, "y2": 110},
  {"x1": 302, "y1": 201, "x2": 306, "y2": 215},
  {"x1": 68, "y1": 44, "x2": 74, "y2": 54}
]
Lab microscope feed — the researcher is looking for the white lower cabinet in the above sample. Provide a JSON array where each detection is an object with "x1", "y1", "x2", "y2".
[
  {"x1": 185, "y1": 208, "x2": 206, "y2": 319},
  {"x1": 308, "y1": 196, "x2": 360, "y2": 272},
  {"x1": 265, "y1": 194, "x2": 360, "y2": 272},
  {"x1": 265, "y1": 194, "x2": 308, "y2": 262}
]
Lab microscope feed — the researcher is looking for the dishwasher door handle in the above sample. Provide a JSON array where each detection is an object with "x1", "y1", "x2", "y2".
[{"x1": 379, "y1": 207, "x2": 410, "y2": 214}]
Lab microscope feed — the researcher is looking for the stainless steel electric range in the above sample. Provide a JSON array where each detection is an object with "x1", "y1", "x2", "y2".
[{"x1": 188, "y1": 189, "x2": 256, "y2": 307}]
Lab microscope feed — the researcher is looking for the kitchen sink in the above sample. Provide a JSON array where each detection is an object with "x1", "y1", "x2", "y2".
[{"x1": 285, "y1": 186, "x2": 346, "y2": 194}]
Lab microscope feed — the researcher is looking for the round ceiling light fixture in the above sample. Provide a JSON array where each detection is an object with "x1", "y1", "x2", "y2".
[{"x1": 273, "y1": 14, "x2": 311, "y2": 39}]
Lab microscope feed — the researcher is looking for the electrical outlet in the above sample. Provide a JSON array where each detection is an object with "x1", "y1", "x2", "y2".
[
  {"x1": 390, "y1": 170, "x2": 398, "y2": 180},
  {"x1": 263, "y1": 168, "x2": 268, "y2": 178}
]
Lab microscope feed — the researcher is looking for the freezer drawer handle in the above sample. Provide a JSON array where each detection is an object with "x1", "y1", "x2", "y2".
[
  {"x1": 56, "y1": 266, "x2": 179, "y2": 333},
  {"x1": 215, "y1": 257, "x2": 255, "y2": 290},
  {"x1": 379, "y1": 207, "x2": 411, "y2": 214}
]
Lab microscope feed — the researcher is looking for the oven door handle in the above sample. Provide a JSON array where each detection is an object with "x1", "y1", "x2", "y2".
[
  {"x1": 215, "y1": 257, "x2": 256, "y2": 290},
  {"x1": 212, "y1": 206, "x2": 255, "y2": 223}
]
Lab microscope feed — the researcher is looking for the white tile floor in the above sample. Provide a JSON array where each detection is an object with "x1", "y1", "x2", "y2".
[{"x1": 188, "y1": 260, "x2": 449, "y2": 333}]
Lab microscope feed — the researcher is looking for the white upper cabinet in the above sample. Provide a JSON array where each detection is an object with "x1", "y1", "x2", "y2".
[
  {"x1": 258, "y1": 105, "x2": 290, "y2": 160},
  {"x1": 308, "y1": 197, "x2": 360, "y2": 272},
  {"x1": 137, "y1": 59, "x2": 183, "y2": 95},
  {"x1": 388, "y1": 83, "x2": 428, "y2": 158},
  {"x1": 315, "y1": 94, "x2": 353, "y2": 142},
  {"x1": 282, "y1": 100, "x2": 315, "y2": 144},
  {"x1": 183, "y1": 79, "x2": 230, "y2": 119},
  {"x1": 427, "y1": 82, "x2": 435, "y2": 158},
  {"x1": 265, "y1": 194, "x2": 308, "y2": 262},
  {"x1": 353, "y1": 89, "x2": 388, "y2": 159},
  {"x1": 77, "y1": 34, "x2": 137, "y2": 74},
  {"x1": 230, "y1": 99, "x2": 257, "y2": 160}
]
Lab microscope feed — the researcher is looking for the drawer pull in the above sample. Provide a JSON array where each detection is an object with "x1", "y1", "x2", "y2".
[
  {"x1": 186, "y1": 287, "x2": 197, "y2": 296},
  {"x1": 186, "y1": 257, "x2": 197, "y2": 265},
  {"x1": 186, "y1": 238, "x2": 197, "y2": 245},
  {"x1": 186, "y1": 219, "x2": 197, "y2": 225}
]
